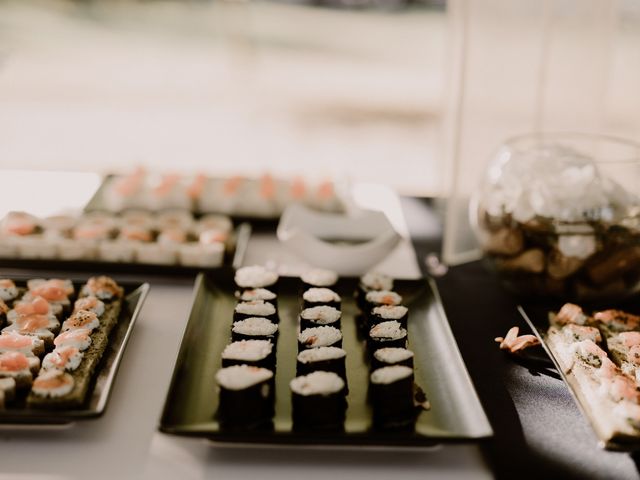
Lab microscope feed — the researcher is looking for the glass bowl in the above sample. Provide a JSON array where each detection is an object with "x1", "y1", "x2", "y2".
[{"x1": 470, "y1": 133, "x2": 640, "y2": 302}]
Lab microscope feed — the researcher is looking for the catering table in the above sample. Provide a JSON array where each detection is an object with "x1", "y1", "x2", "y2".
[{"x1": 1, "y1": 197, "x2": 639, "y2": 479}]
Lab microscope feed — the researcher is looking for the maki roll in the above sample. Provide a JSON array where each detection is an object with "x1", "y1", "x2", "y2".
[
  {"x1": 0, "y1": 279, "x2": 20, "y2": 304},
  {"x1": 235, "y1": 266, "x2": 279, "y2": 293},
  {"x1": 0, "y1": 351, "x2": 39, "y2": 389},
  {"x1": 234, "y1": 300, "x2": 278, "y2": 323},
  {"x1": 232, "y1": 317, "x2": 279, "y2": 343},
  {"x1": 236, "y1": 288, "x2": 277, "y2": 303},
  {"x1": 296, "y1": 346, "x2": 347, "y2": 383},
  {"x1": 0, "y1": 331, "x2": 45, "y2": 357},
  {"x1": 178, "y1": 240, "x2": 225, "y2": 268},
  {"x1": 216, "y1": 365, "x2": 274, "y2": 430},
  {"x1": 299, "y1": 306, "x2": 341, "y2": 332},
  {"x1": 364, "y1": 290, "x2": 403, "y2": 311},
  {"x1": 302, "y1": 288, "x2": 341, "y2": 310},
  {"x1": 25, "y1": 278, "x2": 74, "y2": 315},
  {"x1": 194, "y1": 213, "x2": 233, "y2": 239},
  {"x1": 0, "y1": 300, "x2": 7, "y2": 328},
  {"x1": 370, "y1": 365, "x2": 416, "y2": 429},
  {"x1": 298, "y1": 326, "x2": 343, "y2": 350},
  {"x1": 290, "y1": 371, "x2": 346, "y2": 431},
  {"x1": 80, "y1": 276, "x2": 124, "y2": 302},
  {"x1": 221, "y1": 340, "x2": 276, "y2": 371},
  {"x1": 41, "y1": 346, "x2": 84, "y2": 372},
  {"x1": 30, "y1": 369, "x2": 75, "y2": 400},
  {"x1": 156, "y1": 209, "x2": 194, "y2": 231},
  {"x1": 372, "y1": 347, "x2": 414, "y2": 371},
  {"x1": 0, "y1": 378, "x2": 16, "y2": 408},
  {"x1": 369, "y1": 305, "x2": 409, "y2": 330},
  {"x1": 301, "y1": 268, "x2": 338, "y2": 290},
  {"x1": 368, "y1": 321, "x2": 407, "y2": 353},
  {"x1": 356, "y1": 272, "x2": 393, "y2": 310},
  {"x1": 11, "y1": 296, "x2": 61, "y2": 321},
  {"x1": 2, "y1": 311, "x2": 59, "y2": 347}
]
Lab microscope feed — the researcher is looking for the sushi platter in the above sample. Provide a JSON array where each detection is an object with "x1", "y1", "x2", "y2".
[
  {"x1": 519, "y1": 299, "x2": 640, "y2": 451},
  {"x1": 0, "y1": 210, "x2": 251, "y2": 275},
  {"x1": 85, "y1": 171, "x2": 349, "y2": 222},
  {"x1": 0, "y1": 275, "x2": 149, "y2": 424},
  {"x1": 159, "y1": 267, "x2": 492, "y2": 447}
]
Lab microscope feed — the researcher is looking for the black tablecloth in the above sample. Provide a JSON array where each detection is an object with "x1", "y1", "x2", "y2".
[{"x1": 403, "y1": 197, "x2": 640, "y2": 480}]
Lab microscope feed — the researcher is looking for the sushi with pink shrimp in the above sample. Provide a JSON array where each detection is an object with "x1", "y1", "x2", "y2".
[
  {"x1": 73, "y1": 296, "x2": 105, "y2": 317},
  {"x1": 156, "y1": 209, "x2": 194, "y2": 231},
  {"x1": 193, "y1": 214, "x2": 233, "y2": 238},
  {"x1": 103, "y1": 167, "x2": 147, "y2": 211},
  {"x1": 0, "y1": 351, "x2": 39, "y2": 388},
  {"x1": 42, "y1": 346, "x2": 84, "y2": 372},
  {"x1": 29, "y1": 369, "x2": 75, "y2": 400},
  {"x1": 0, "y1": 331, "x2": 45, "y2": 356},
  {"x1": 2, "y1": 312, "x2": 60, "y2": 346},
  {"x1": 54, "y1": 328, "x2": 92, "y2": 352},
  {"x1": 136, "y1": 227, "x2": 185, "y2": 265},
  {"x1": 197, "y1": 176, "x2": 245, "y2": 215},
  {"x1": 61, "y1": 310, "x2": 100, "y2": 333},
  {"x1": 99, "y1": 224, "x2": 151, "y2": 263},
  {"x1": 0, "y1": 211, "x2": 39, "y2": 237},
  {"x1": 178, "y1": 230, "x2": 225, "y2": 268},
  {"x1": 9, "y1": 296, "x2": 59, "y2": 322},
  {"x1": 146, "y1": 173, "x2": 191, "y2": 211},
  {"x1": 24, "y1": 279, "x2": 73, "y2": 314}
]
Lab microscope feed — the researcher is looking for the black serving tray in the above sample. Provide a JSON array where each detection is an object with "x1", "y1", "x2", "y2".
[
  {"x1": 519, "y1": 298, "x2": 640, "y2": 451},
  {"x1": 0, "y1": 276, "x2": 149, "y2": 425},
  {"x1": 159, "y1": 270, "x2": 492, "y2": 447}
]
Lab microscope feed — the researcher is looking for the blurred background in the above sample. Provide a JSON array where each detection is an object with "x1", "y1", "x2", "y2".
[
  {"x1": 0, "y1": 0, "x2": 446, "y2": 196},
  {"x1": 3, "y1": 0, "x2": 640, "y2": 261}
]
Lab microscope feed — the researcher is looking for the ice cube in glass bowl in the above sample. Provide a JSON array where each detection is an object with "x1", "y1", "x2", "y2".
[{"x1": 470, "y1": 133, "x2": 640, "y2": 301}]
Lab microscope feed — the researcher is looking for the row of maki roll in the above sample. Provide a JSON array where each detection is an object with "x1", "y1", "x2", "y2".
[
  {"x1": 0, "y1": 279, "x2": 51, "y2": 398},
  {"x1": 215, "y1": 266, "x2": 281, "y2": 430},
  {"x1": 356, "y1": 271, "x2": 423, "y2": 430},
  {"x1": 0, "y1": 276, "x2": 125, "y2": 409},
  {"x1": 0, "y1": 209, "x2": 234, "y2": 267},
  {"x1": 27, "y1": 276, "x2": 124, "y2": 408},
  {"x1": 291, "y1": 268, "x2": 348, "y2": 431}
]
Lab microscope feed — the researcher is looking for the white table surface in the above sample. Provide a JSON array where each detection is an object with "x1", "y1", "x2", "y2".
[{"x1": 0, "y1": 282, "x2": 492, "y2": 480}]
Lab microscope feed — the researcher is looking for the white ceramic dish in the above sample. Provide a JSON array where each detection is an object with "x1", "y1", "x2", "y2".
[{"x1": 276, "y1": 204, "x2": 400, "y2": 276}]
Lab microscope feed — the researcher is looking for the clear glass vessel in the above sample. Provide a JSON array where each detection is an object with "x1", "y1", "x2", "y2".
[{"x1": 471, "y1": 133, "x2": 640, "y2": 301}]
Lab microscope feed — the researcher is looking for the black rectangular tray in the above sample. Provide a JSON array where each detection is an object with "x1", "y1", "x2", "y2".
[
  {"x1": 0, "y1": 276, "x2": 149, "y2": 425},
  {"x1": 519, "y1": 298, "x2": 640, "y2": 451},
  {"x1": 159, "y1": 270, "x2": 492, "y2": 447}
]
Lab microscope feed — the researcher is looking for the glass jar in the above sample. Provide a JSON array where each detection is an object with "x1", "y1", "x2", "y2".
[{"x1": 470, "y1": 133, "x2": 640, "y2": 301}]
